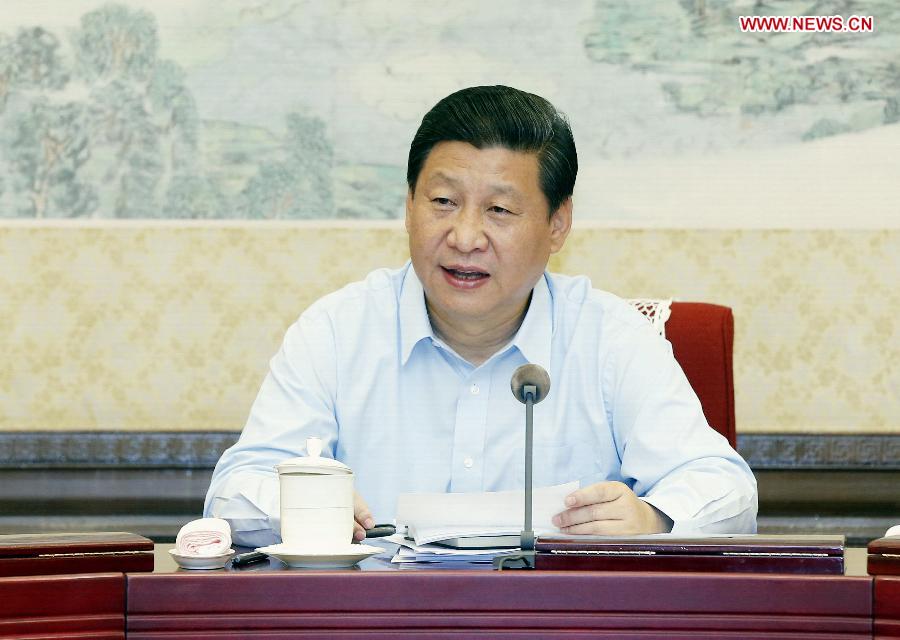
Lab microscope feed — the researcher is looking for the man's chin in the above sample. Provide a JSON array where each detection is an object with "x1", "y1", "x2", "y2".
[{"x1": 426, "y1": 290, "x2": 492, "y2": 322}]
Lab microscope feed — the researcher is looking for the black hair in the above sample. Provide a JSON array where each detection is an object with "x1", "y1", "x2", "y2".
[{"x1": 407, "y1": 85, "x2": 577, "y2": 216}]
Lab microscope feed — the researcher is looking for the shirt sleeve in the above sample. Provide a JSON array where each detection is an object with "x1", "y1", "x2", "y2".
[
  {"x1": 203, "y1": 311, "x2": 339, "y2": 547},
  {"x1": 604, "y1": 316, "x2": 758, "y2": 534}
]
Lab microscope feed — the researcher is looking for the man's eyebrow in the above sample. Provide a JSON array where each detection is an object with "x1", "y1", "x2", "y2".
[{"x1": 487, "y1": 183, "x2": 520, "y2": 197}]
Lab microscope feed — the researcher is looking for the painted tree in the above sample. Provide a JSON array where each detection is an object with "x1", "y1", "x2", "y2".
[
  {"x1": 4, "y1": 100, "x2": 96, "y2": 218},
  {"x1": 148, "y1": 60, "x2": 200, "y2": 208},
  {"x1": 83, "y1": 79, "x2": 161, "y2": 217},
  {"x1": 0, "y1": 34, "x2": 10, "y2": 114},
  {"x1": 0, "y1": 26, "x2": 69, "y2": 112},
  {"x1": 0, "y1": 33, "x2": 14, "y2": 207},
  {"x1": 74, "y1": 3, "x2": 158, "y2": 82},
  {"x1": 0, "y1": 26, "x2": 74, "y2": 215},
  {"x1": 71, "y1": 4, "x2": 199, "y2": 217},
  {"x1": 239, "y1": 111, "x2": 334, "y2": 219},
  {"x1": 164, "y1": 175, "x2": 226, "y2": 218}
]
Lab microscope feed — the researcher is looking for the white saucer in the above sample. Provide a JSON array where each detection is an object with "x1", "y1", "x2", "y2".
[
  {"x1": 169, "y1": 548, "x2": 235, "y2": 570},
  {"x1": 256, "y1": 543, "x2": 384, "y2": 568}
]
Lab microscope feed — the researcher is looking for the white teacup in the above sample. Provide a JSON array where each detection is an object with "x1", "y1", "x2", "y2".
[{"x1": 276, "y1": 437, "x2": 354, "y2": 549}]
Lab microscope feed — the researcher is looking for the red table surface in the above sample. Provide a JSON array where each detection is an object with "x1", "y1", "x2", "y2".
[{"x1": 126, "y1": 547, "x2": 874, "y2": 640}]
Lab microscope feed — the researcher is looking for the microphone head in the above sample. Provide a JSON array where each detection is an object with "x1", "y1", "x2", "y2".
[{"x1": 510, "y1": 364, "x2": 551, "y2": 404}]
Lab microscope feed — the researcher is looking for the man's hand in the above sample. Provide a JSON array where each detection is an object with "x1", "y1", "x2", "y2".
[
  {"x1": 353, "y1": 491, "x2": 374, "y2": 541},
  {"x1": 552, "y1": 481, "x2": 673, "y2": 535}
]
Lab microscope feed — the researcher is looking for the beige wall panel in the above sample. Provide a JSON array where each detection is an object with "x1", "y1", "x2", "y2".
[{"x1": 1, "y1": 222, "x2": 896, "y2": 434}]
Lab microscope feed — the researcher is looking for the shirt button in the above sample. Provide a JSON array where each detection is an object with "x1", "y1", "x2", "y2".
[
  {"x1": 463, "y1": 457, "x2": 474, "y2": 468},
  {"x1": 470, "y1": 384, "x2": 480, "y2": 395}
]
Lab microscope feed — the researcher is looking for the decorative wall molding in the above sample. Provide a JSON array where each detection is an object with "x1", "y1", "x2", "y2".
[
  {"x1": 736, "y1": 434, "x2": 900, "y2": 470},
  {"x1": 0, "y1": 432, "x2": 897, "y2": 470},
  {"x1": 0, "y1": 432, "x2": 238, "y2": 468}
]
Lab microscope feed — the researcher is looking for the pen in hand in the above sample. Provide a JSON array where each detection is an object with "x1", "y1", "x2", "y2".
[{"x1": 364, "y1": 524, "x2": 396, "y2": 538}]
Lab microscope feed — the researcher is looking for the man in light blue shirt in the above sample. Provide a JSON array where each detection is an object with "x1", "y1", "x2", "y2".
[{"x1": 205, "y1": 86, "x2": 757, "y2": 548}]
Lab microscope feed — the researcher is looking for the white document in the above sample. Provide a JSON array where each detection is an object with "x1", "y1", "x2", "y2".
[{"x1": 396, "y1": 481, "x2": 578, "y2": 545}]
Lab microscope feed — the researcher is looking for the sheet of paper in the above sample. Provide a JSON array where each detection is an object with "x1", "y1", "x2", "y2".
[{"x1": 396, "y1": 481, "x2": 577, "y2": 545}]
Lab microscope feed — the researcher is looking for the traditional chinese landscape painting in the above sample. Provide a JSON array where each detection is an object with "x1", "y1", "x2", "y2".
[{"x1": 1, "y1": 0, "x2": 897, "y2": 226}]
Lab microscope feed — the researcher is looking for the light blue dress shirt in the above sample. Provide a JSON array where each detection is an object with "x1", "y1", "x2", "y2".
[{"x1": 205, "y1": 262, "x2": 757, "y2": 547}]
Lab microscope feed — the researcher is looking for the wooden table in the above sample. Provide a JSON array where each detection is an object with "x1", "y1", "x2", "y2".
[
  {"x1": 124, "y1": 545, "x2": 875, "y2": 639},
  {"x1": 0, "y1": 544, "x2": 884, "y2": 639}
]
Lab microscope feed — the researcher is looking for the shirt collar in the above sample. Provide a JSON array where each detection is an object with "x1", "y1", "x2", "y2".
[
  {"x1": 399, "y1": 263, "x2": 554, "y2": 369},
  {"x1": 400, "y1": 263, "x2": 434, "y2": 365},
  {"x1": 510, "y1": 272, "x2": 553, "y2": 371}
]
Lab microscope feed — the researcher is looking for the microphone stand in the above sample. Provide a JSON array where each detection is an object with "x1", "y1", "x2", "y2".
[{"x1": 494, "y1": 383, "x2": 537, "y2": 570}]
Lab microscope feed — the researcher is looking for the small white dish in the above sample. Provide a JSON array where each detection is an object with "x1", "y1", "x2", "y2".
[
  {"x1": 256, "y1": 543, "x2": 383, "y2": 568},
  {"x1": 169, "y1": 548, "x2": 235, "y2": 570}
]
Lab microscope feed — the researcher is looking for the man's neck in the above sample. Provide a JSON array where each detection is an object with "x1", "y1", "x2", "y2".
[{"x1": 426, "y1": 294, "x2": 532, "y2": 367}]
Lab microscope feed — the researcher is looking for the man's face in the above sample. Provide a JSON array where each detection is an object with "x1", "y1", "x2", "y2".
[{"x1": 406, "y1": 140, "x2": 571, "y2": 329}]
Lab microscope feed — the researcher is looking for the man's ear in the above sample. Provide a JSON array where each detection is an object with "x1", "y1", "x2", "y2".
[
  {"x1": 405, "y1": 189, "x2": 414, "y2": 233},
  {"x1": 549, "y1": 197, "x2": 573, "y2": 254}
]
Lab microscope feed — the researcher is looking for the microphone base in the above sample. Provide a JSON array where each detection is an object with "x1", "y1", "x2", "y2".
[{"x1": 493, "y1": 550, "x2": 535, "y2": 571}]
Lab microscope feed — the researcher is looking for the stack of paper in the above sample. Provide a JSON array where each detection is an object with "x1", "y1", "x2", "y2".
[
  {"x1": 383, "y1": 533, "x2": 518, "y2": 565},
  {"x1": 390, "y1": 482, "x2": 576, "y2": 564}
]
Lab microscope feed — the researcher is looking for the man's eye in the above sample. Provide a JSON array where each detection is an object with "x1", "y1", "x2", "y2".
[
  {"x1": 489, "y1": 205, "x2": 512, "y2": 215},
  {"x1": 432, "y1": 197, "x2": 455, "y2": 207}
]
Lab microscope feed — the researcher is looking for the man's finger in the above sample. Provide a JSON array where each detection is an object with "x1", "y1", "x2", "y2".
[
  {"x1": 352, "y1": 491, "x2": 374, "y2": 541},
  {"x1": 560, "y1": 519, "x2": 629, "y2": 536},
  {"x1": 353, "y1": 491, "x2": 374, "y2": 530},
  {"x1": 553, "y1": 501, "x2": 622, "y2": 528},
  {"x1": 564, "y1": 481, "x2": 625, "y2": 508}
]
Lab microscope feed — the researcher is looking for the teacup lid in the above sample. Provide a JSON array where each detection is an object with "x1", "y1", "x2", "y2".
[{"x1": 276, "y1": 437, "x2": 352, "y2": 475}]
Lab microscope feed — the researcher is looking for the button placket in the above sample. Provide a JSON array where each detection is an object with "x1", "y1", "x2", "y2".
[{"x1": 449, "y1": 370, "x2": 490, "y2": 492}]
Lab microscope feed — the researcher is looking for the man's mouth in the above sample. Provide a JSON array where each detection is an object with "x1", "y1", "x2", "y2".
[
  {"x1": 441, "y1": 266, "x2": 491, "y2": 289},
  {"x1": 442, "y1": 266, "x2": 489, "y2": 280}
]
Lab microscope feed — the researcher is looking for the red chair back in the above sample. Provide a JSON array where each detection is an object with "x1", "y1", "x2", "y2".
[{"x1": 665, "y1": 302, "x2": 736, "y2": 447}]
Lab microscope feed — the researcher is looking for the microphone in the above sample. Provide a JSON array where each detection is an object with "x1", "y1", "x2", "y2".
[
  {"x1": 495, "y1": 363, "x2": 550, "y2": 570},
  {"x1": 510, "y1": 364, "x2": 551, "y2": 404}
]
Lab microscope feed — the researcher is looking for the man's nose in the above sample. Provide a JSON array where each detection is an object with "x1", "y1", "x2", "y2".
[{"x1": 447, "y1": 206, "x2": 488, "y2": 253}]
